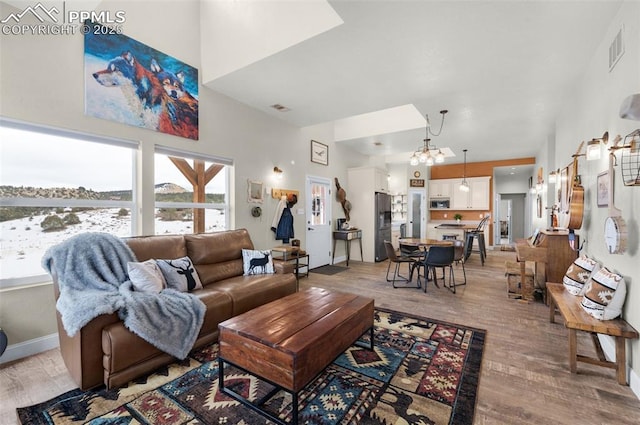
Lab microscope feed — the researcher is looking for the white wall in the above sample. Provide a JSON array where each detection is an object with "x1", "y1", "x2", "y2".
[
  {"x1": 548, "y1": 1, "x2": 640, "y2": 395},
  {"x1": 0, "y1": 0, "x2": 368, "y2": 355}
]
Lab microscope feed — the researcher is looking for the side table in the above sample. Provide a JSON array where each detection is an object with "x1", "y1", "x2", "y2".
[
  {"x1": 332, "y1": 229, "x2": 362, "y2": 266},
  {"x1": 271, "y1": 246, "x2": 309, "y2": 288}
]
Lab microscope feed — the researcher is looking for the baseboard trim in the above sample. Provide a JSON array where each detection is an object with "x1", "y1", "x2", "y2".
[
  {"x1": 331, "y1": 255, "x2": 347, "y2": 265},
  {"x1": 0, "y1": 333, "x2": 59, "y2": 365},
  {"x1": 598, "y1": 334, "x2": 639, "y2": 399}
]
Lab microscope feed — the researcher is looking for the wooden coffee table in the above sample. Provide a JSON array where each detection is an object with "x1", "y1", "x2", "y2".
[{"x1": 218, "y1": 287, "x2": 374, "y2": 425}]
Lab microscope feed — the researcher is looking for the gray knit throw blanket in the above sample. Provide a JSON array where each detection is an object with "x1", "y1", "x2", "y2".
[{"x1": 42, "y1": 232, "x2": 205, "y2": 360}]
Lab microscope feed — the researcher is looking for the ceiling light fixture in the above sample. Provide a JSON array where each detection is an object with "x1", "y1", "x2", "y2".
[
  {"x1": 409, "y1": 110, "x2": 448, "y2": 167},
  {"x1": 459, "y1": 149, "x2": 470, "y2": 192}
]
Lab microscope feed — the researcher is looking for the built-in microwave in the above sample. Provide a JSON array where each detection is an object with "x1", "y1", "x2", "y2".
[{"x1": 430, "y1": 198, "x2": 450, "y2": 209}]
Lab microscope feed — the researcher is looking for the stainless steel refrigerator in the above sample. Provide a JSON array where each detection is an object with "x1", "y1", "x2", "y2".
[{"x1": 374, "y1": 192, "x2": 392, "y2": 262}]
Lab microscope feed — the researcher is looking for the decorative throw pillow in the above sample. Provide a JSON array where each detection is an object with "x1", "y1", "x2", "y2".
[
  {"x1": 580, "y1": 267, "x2": 626, "y2": 320},
  {"x1": 562, "y1": 254, "x2": 599, "y2": 295},
  {"x1": 156, "y1": 256, "x2": 203, "y2": 292},
  {"x1": 242, "y1": 249, "x2": 274, "y2": 276},
  {"x1": 128, "y1": 259, "x2": 167, "y2": 294}
]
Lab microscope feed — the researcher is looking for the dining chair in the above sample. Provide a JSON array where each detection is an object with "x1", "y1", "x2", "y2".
[
  {"x1": 417, "y1": 245, "x2": 456, "y2": 293},
  {"x1": 399, "y1": 242, "x2": 422, "y2": 260},
  {"x1": 384, "y1": 241, "x2": 421, "y2": 289},
  {"x1": 452, "y1": 239, "x2": 466, "y2": 286}
]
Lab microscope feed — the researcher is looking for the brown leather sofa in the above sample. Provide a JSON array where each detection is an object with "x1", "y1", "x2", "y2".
[{"x1": 50, "y1": 229, "x2": 297, "y2": 390}]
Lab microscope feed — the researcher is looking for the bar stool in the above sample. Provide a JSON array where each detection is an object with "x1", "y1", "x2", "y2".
[{"x1": 464, "y1": 216, "x2": 490, "y2": 266}]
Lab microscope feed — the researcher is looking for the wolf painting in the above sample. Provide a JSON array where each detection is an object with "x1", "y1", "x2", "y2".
[{"x1": 85, "y1": 21, "x2": 198, "y2": 140}]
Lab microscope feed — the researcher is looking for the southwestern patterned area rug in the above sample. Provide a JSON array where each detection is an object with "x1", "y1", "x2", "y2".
[{"x1": 17, "y1": 308, "x2": 486, "y2": 425}]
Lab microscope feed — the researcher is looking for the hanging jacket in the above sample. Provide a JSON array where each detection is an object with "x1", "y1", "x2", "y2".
[{"x1": 275, "y1": 207, "x2": 294, "y2": 243}]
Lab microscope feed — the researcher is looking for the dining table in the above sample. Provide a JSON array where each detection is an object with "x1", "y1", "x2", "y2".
[
  {"x1": 398, "y1": 238, "x2": 454, "y2": 248},
  {"x1": 397, "y1": 238, "x2": 454, "y2": 283}
]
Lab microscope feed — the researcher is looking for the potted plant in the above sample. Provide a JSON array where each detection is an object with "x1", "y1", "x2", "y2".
[{"x1": 454, "y1": 213, "x2": 463, "y2": 223}]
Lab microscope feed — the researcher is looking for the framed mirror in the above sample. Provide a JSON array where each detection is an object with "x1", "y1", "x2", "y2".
[{"x1": 247, "y1": 179, "x2": 264, "y2": 203}]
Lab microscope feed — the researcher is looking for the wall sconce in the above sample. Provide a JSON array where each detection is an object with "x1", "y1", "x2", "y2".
[
  {"x1": 586, "y1": 140, "x2": 601, "y2": 160},
  {"x1": 548, "y1": 170, "x2": 557, "y2": 185},
  {"x1": 586, "y1": 131, "x2": 609, "y2": 161},
  {"x1": 273, "y1": 166, "x2": 283, "y2": 180}
]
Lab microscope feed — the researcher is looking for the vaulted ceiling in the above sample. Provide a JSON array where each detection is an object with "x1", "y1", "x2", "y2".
[{"x1": 205, "y1": 1, "x2": 622, "y2": 164}]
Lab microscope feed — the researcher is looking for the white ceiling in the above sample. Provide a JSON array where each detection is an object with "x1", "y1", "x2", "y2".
[{"x1": 204, "y1": 0, "x2": 623, "y2": 164}]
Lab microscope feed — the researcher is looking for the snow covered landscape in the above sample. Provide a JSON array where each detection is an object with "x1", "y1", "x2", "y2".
[{"x1": 0, "y1": 208, "x2": 226, "y2": 280}]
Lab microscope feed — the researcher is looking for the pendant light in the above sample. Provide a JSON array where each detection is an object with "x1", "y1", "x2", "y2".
[{"x1": 459, "y1": 149, "x2": 470, "y2": 192}]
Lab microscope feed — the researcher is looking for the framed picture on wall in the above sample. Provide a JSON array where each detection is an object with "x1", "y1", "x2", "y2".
[
  {"x1": 597, "y1": 170, "x2": 609, "y2": 207},
  {"x1": 310, "y1": 140, "x2": 328, "y2": 165},
  {"x1": 247, "y1": 179, "x2": 264, "y2": 203}
]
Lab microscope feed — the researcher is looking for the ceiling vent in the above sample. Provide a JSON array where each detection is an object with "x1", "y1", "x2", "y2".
[
  {"x1": 608, "y1": 25, "x2": 624, "y2": 72},
  {"x1": 270, "y1": 104, "x2": 291, "y2": 112}
]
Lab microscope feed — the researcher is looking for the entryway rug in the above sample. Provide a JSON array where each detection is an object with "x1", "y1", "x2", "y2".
[
  {"x1": 17, "y1": 308, "x2": 486, "y2": 425},
  {"x1": 310, "y1": 264, "x2": 348, "y2": 275}
]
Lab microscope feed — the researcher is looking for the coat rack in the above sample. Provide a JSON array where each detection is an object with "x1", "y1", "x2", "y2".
[{"x1": 271, "y1": 188, "x2": 299, "y2": 200}]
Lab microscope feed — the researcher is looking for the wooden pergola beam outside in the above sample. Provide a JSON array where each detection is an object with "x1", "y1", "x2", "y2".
[{"x1": 168, "y1": 157, "x2": 223, "y2": 233}]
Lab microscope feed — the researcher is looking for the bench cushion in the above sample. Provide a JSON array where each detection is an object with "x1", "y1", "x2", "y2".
[
  {"x1": 562, "y1": 254, "x2": 598, "y2": 295},
  {"x1": 580, "y1": 267, "x2": 626, "y2": 320}
]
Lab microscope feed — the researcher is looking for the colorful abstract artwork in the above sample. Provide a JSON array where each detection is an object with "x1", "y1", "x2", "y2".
[{"x1": 84, "y1": 21, "x2": 198, "y2": 140}]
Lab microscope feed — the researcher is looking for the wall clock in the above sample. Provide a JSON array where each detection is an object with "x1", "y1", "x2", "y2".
[{"x1": 413, "y1": 171, "x2": 421, "y2": 178}]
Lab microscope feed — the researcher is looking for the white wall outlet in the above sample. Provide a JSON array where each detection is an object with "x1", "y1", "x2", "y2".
[{"x1": 297, "y1": 208, "x2": 304, "y2": 215}]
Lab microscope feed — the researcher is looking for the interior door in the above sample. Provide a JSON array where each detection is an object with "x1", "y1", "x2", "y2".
[
  {"x1": 408, "y1": 189, "x2": 426, "y2": 239},
  {"x1": 306, "y1": 176, "x2": 331, "y2": 268}
]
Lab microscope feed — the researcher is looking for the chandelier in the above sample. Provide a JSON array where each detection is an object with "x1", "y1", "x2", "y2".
[{"x1": 409, "y1": 110, "x2": 448, "y2": 166}]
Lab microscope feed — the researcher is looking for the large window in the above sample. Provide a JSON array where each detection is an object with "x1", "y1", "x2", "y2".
[
  {"x1": 0, "y1": 118, "x2": 137, "y2": 285},
  {"x1": 154, "y1": 147, "x2": 230, "y2": 235}
]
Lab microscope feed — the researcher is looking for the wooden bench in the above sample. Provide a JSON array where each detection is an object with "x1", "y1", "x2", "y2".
[
  {"x1": 547, "y1": 282, "x2": 639, "y2": 385},
  {"x1": 504, "y1": 260, "x2": 534, "y2": 300}
]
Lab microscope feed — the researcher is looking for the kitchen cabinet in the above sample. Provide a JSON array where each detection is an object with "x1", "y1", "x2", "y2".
[
  {"x1": 428, "y1": 179, "x2": 452, "y2": 198},
  {"x1": 451, "y1": 176, "x2": 490, "y2": 210},
  {"x1": 374, "y1": 168, "x2": 389, "y2": 193}
]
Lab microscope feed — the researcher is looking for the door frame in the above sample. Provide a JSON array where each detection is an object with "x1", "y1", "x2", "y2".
[{"x1": 305, "y1": 175, "x2": 332, "y2": 268}]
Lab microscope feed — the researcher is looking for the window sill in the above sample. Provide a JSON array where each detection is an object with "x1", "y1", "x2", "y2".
[{"x1": 0, "y1": 274, "x2": 52, "y2": 290}]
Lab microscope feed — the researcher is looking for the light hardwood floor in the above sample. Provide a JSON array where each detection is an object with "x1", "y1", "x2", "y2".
[{"x1": 2, "y1": 249, "x2": 640, "y2": 424}]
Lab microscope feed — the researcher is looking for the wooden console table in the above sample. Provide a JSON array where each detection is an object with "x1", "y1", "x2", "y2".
[{"x1": 332, "y1": 229, "x2": 362, "y2": 266}]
